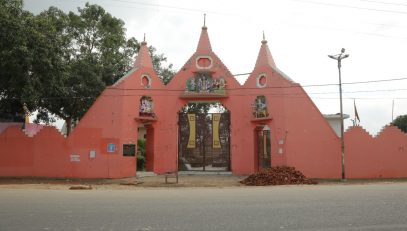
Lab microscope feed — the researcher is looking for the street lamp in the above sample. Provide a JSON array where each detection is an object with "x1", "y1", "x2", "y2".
[{"x1": 328, "y1": 48, "x2": 349, "y2": 180}]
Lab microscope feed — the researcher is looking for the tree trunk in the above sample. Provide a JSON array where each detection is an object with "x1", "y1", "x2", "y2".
[{"x1": 66, "y1": 117, "x2": 72, "y2": 136}]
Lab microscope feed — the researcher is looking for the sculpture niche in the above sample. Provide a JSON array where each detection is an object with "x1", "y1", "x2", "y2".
[
  {"x1": 252, "y1": 96, "x2": 269, "y2": 118},
  {"x1": 184, "y1": 72, "x2": 226, "y2": 96}
]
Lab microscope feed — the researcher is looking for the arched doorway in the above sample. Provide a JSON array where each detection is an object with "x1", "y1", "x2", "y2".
[{"x1": 178, "y1": 102, "x2": 230, "y2": 171}]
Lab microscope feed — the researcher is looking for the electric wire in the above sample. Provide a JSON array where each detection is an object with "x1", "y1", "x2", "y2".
[
  {"x1": 288, "y1": 0, "x2": 407, "y2": 15},
  {"x1": 357, "y1": 0, "x2": 407, "y2": 7},
  {"x1": 2, "y1": 76, "x2": 406, "y2": 101},
  {"x1": 106, "y1": 0, "x2": 407, "y2": 15},
  {"x1": 51, "y1": 0, "x2": 407, "y2": 41}
]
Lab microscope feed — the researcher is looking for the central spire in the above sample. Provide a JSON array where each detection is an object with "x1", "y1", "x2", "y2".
[
  {"x1": 254, "y1": 32, "x2": 276, "y2": 69},
  {"x1": 196, "y1": 14, "x2": 212, "y2": 53},
  {"x1": 133, "y1": 35, "x2": 154, "y2": 69}
]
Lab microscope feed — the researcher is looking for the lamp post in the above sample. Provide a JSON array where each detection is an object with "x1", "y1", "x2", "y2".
[{"x1": 328, "y1": 48, "x2": 349, "y2": 180}]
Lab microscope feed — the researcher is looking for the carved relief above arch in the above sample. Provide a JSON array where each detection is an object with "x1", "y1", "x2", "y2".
[{"x1": 182, "y1": 72, "x2": 227, "y2": 98}]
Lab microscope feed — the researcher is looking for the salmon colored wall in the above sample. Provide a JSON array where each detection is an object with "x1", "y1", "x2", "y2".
[
  {"x1": 2, "y1": 27, "x2": 406, "y2": 180},
  {"x1": 0, "y1": 126, "x2": 35, "y2": 176},
  {"x1": 345, "y1": 126, "x2": 407, "y2": 179},
  {"x1": 242, "y1": 66, "x2": 341, "y2": 178},
  {"x1": 0, "y1": 67, "x2": 157, "y2": 178}
]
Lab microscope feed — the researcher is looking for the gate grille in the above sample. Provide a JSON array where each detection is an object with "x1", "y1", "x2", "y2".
[{"x1": 178, "y1": 112, "x2": 230, "y2": 171}]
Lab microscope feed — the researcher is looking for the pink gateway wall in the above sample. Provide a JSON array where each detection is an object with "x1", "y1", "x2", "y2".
[
  {"x1": 0, "y1": 123, "x2": 135, "y2": 179},
  {"x1": 1, "y1": 26, "x2": 406, "y2": 179},
  {"x1": 344, "y1": 126, "x2": 407, "y2": 179}
]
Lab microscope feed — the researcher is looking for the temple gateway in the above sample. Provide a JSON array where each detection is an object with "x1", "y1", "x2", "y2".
[
  {"x1": 0, "y1": 23, "x2": 344, "y2": 178},
  {"x1": 80, "y1": 23, "x2": 343, "y2": 178}
]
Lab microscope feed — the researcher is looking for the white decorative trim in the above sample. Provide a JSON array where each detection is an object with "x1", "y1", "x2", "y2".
[
  {"x1": 256, "y1": 73, "x2": 267, "y2": 88},
  {"x1": 195, "y1": 56, "x2": 213, "y2": 69},
  {"x1": 141, "y1": 74, "x2": 152, "y2": 88}
]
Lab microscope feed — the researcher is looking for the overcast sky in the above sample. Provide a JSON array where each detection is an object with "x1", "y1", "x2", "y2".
[{"x1": 24, "y1": 0, "x2": 407, "y2": 135}]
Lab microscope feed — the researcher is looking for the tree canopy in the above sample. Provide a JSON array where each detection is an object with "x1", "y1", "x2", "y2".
[
  {"x1": 0, "y1": 1, "x2": 175, "y2": 135},
  {"x1": 0, "y1": 0, "x2": 38, "y2": 120},
  {"x1": 391, "y1": 115, "x2": 407, "y2": 133}
]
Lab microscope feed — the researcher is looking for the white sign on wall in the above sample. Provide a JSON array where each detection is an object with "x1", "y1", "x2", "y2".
[
  {"x1": 89, "y1": 150, "x2": 96, "y2": 159},
  {"x1": 70, "y1": 154, "x2": 80, "y2": 162}
]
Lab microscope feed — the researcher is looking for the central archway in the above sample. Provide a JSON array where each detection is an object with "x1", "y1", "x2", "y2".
[{"x1": 178, "y1": 102, "x2": 230, "y2": 171}]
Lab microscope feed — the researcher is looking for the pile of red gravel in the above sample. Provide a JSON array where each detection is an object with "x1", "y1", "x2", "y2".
[{"x1": 240, "y1": 166, "x2": 317, "y2": 186}]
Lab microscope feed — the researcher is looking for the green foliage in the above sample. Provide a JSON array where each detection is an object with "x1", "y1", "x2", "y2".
[
  {"x1": 137, "y1": 139, "x2": 146, "y2": 171},
  {"x1": 0, "y1": 1, "x2": 175, "y2": 133},
  {"x1": 391, "y1": 115, "x2": 407, "y2": 133},
  {"x1": 0, "y1": 0, "x2": 38, "y2": 117},
  {"x1": 149, "y1": 46, "x2": 176, "y2": 85},
  {"x1": 34, "y1": 3, "x2": 138, "y2": 134},
  {"x1": 181, "y1": 102, "x2": 227, "y2": 114}
]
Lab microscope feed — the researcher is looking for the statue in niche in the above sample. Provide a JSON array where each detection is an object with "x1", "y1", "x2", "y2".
[
  {"x1": 186, "y1": 78, "x2": 196, "y2": 91},
  {"x1": 184, "y1": 73, "x2": 226, "y2": 94},
  {"x1": 212, "y1": 77, "x2": 226, "y2": 93},
  {"x1": 197, "y1": 77, "x2": 203, "y2": 92},
  {"x1": 218, "y1": 77, "x2": 226, "y2": 90},
  {"x1": 252, "y1": 96, "x2": 269, "y2": 118},
  {"x1": 139, "y1": 96, "x2": 155, "y2": 117}
]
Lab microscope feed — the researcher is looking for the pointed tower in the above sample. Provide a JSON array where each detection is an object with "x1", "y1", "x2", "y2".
[
  {"x1": 196, "y1": 15, "x2": 212, "y2": 53},
  {"x1": 168, "y1": 15, "x2": 240, "y2": 89},
  {"x1": 133, "y1": 35, "x2": 154, "y2": 69},
  {"x1": 254, "y1": 32, "x2": 276, "y2": 69},
  {"x1": 114, "y1": 35, "x2": 163, "y2": 88}
]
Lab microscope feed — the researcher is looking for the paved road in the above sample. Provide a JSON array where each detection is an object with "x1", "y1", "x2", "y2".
[{"x1": 1, "y1": 183, "x2": 407, "y2": 231}]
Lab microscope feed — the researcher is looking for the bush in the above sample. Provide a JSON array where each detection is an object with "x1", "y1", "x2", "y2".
[
  {"x1": 137, "y1": 139, "x2": 146, "y2": 171},
  {"x1": 391, "y1": 115, "x2": 407, "y2": 133}
]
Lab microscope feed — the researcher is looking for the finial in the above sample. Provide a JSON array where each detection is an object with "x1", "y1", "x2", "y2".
[
  {"x1": 141, "y1": 33, "x2": 147, "y2": 45},
  {"x1": 202, "y1": 13, "x2": 207, "y2": 29},
  {"x1": 261, "y1": 31, "x2": 267, "y2": 44}
]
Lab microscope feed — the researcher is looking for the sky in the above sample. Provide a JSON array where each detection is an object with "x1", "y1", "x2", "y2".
[{"x1": 24, "y1": 0, "x2": 407, "y2": 135}]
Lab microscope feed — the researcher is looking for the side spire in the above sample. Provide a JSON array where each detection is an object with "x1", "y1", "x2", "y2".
[
  {"x1": 133, "y1": 35, "x2": 154, "y2": 69},
  {"x1": 196, "y1": 14, "x2": 212, "y2": 52},
  {"x1": 254, "y1": 31, "x2": 276, "y2": 69}
]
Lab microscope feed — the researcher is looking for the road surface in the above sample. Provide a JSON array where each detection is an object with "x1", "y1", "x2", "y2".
[{"x1": 1, "y1": 183, "x2": 407, "y2": 230}]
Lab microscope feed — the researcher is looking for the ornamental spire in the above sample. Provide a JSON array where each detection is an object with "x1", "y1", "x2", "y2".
[
  {"x1": 254, "y1": 32, "x2": 276, "y2": 69},
  {"x1": 196, "y1": 14, "x2": 212, "y2": 52},
  {"x1": 134, "y1": 36, "x2": 154, "y2": 69}
]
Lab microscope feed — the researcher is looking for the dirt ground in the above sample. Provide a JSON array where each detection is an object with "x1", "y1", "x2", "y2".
[
  {"x1": 0, "y1": 174, "x2": 247, "y2": 190},
  {"x1": 1, "y1": 174, "x2": 406, "y2": 190}
]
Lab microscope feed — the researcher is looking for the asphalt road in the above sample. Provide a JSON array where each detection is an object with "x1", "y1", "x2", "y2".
[{"x1": 1, "y1": 183, "x2": 407, "y2": 231}]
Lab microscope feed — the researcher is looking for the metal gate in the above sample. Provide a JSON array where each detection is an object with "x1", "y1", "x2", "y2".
[{"x1": 178, "y1": 112, "x2": 230, "y2": 171}]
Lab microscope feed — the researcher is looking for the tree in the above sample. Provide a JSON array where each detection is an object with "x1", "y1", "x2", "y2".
[
  {"x1": 0, "y1": 0, "x2": 39, "y2": 121},
  {"x1": 149, "y1": 46, "x2": 176, "y2": 85},
  {"x1": 391, "y1": 115, "x2": 407, "y2": 133},
  {"x1": 33, "y1": 3, "x2": 175, "y2": 135},
  {"x1": 1, "y1": 2, "x2": 175, "y2": 134}
]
